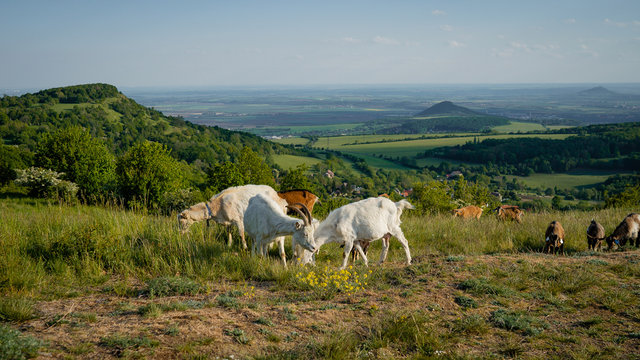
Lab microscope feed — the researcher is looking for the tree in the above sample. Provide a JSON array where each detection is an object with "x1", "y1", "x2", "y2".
[
  {"x1": 116, "y1": 141, "x2": 184, "y2": 208},
  {"x1": 207, "y1": 161, "x2": 245, "y2": 193},
  {"x1": 236, "y1": 146, "x2": 275, "y2": 186},
  {"x1": 0, "y1": 145, "x2": 32, "y2": 185},
  {"x1": 279, "y1": 164, "x2": 312, "y2": 191},
  {"x1": 34, "y1": 127, "x2": 115, "y2": 195}
]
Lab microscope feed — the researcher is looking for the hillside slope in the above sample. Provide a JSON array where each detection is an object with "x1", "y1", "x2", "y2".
[{"x1": 0, "y1": 83, "x2": 291, "y2": 165}]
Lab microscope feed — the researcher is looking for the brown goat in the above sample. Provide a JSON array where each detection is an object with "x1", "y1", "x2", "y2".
[
  {"x1": 586, "y1": 219, "x2": 605, "y2": 251},
  {"x1": 543, "y1": 220, "x2": 565, "y2": 255},
  {"x1": 452, "y1": 205, "x2": 483, "y2": 220},
  {"x1": 495, "y1": 205, "x2": 523, "y2": 223},
  {"x1": 277, "y1": 189, "x2": 319, "y2": 215},
  {"x1": 606, "y1": 213, "x2": 640, "y2": 250}
]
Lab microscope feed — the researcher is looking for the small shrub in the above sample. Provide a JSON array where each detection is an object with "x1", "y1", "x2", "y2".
[
  {"x1": 15, "y1": 167, "x2": 78, "y2": 200},
  {"x1": 586, "y1": 259, "x2": 609, "y2": 266},
  {"x1": 145, "y1": 276, "x2": 200, "y2": 297},
  {"x1": 224, "y1": 328, "x2": 250, "y2": 344},
  {"x1": 137, "y1": 303, "x2": 163, "y2": 318},
  {"x1": 0, "y1": 324, "x2": 42, "y2": 359},
  {"x1": 454, "y1": 295, "x2": 478, "y2": 309},
  {"x1": 217, "y1": 294, "x2": 240, "y2": 309},
  {"x1": 164, "y1": 325, "x2": 180, "y2": 336},
  {"x1": 255, "y1": 317, "x2": 274, "y2": 327},
  {"x1": 446, "y1": 255, "x2": 465, "y2": 262},
  {"x1": 99, "y1": 333, "x2": 159, "y2": 352}
]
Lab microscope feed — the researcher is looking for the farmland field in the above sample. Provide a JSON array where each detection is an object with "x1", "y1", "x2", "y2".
[
  {"x1": 506, "y1": 170, "x2": 631, "y2": 189},
  {"x1": 492, "y1": 121, "x2": 548, "y2": 133},
  {"x1": 271, "y1": 154, "x2": 323, "y2": 169},
  {"x1": 309, "y1": 133, "x2": 571, "y2": 158},
  {"x1": 1, "y1": 200, "x2": 639, "y2": 359}
]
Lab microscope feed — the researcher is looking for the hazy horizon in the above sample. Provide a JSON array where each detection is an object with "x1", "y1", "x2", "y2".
[{"x1": 2, "y1": 1, "x2": 639, "y2": 90}]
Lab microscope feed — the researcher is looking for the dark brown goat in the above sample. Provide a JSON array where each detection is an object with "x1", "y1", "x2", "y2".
[
  {"x1": 543, "y1": 221, "x2": 565, "y2": 255},
  {"x1": 606, "y1": 213, "x2": 640, "y2": 250},
  {"x1": 586, "y1": 219, "x2": 605, "y2": 251}
]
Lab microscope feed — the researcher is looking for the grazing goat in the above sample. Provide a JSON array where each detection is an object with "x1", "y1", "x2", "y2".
[
  {"x1": 586, "y1": 219, "x2": 605, "y2": 251},
  {"x1": 452, "y1": 205, "x2": 483, "y2": 220},
  {"x1": 178, "y1": 185, "x2": 285, "y2": 250},
  {"x1": 244, "y1": 194, "x2": 316, "y2": 267},
  {"x1": 310, "y1": 197, "x2": 414, "y2": 269},
  {"x1": 277, "y1": 189, "x2": 319, "y2": 215},
  {"x1": 606, "y1": 213, "x2": 640, "y2": 250},
  {"x1": 543, "y1": 221, "x2": 565, "y2": 255},
  {"x1": 495, "y1": 205, "x2": 523, "y2": 223}
]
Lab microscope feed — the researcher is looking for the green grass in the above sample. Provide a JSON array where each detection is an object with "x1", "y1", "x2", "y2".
[
  {"x1": 271, "y1": 137, "x2": 310, "y2": 146},
  {"x1": 506, "y1": 170, "x2": 630, "y2": 189},
  {"x1": 492, "y1": 121, "x2": 547, "y2": 133},
  {"x1": 2, "y1": 199, "x2": 640, "y2": 358},
  {"x1": 311, "y1": 133, "x2": 571, "y2": 159},
  {"x1": 271, "y1": 154, "x2": 323, "y2": 169},
  {"x1": 249, "y1": 123, "x2": 362, "y2": 136}
]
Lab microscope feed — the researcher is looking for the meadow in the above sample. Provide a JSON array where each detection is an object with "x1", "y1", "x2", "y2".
[{"x1": 1, "y1": 199, "x2": 639, "y2": 359}]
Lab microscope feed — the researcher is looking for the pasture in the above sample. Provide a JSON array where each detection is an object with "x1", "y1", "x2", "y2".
[
  {"x1": 506, "y1": 170, "x2": 631, "y2": 190},
  {"x1": 1, "y1": 199, "x2": 639, "y2": 359},
  {"x1": 271, "y1": 154, "x2": 323, "y2": 169},
  {"x1": 309, "y1": 133, "x2": 571, "y2": 159}
]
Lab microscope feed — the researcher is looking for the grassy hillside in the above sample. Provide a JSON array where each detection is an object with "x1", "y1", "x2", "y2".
[
  {"x1": 0, "y1": 83, "x2": 293, "y2": 165},
  {"x1": 1, "y1": 199, "x2": 638, "y2": 358}
]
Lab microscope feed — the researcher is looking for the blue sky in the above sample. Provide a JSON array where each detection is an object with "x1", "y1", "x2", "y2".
[{"x1": 1, "y1": 0, "x2": 639, "y2": 89}]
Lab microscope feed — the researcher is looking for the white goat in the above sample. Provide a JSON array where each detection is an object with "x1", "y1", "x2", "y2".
[
  {"x1": 308, "y1": 197, "x2": 414, "y2": 269},
  {"x1": 178, "y1": 185, "x2": 285, "y2": 250},
  {"x1": 244, "y1": 193, "x2": 317, "y2": 267}
]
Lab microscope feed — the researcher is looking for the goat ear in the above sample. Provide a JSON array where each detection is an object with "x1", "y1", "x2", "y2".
[{"x1": 295, "y1": 221, "x2": 303, "y2": 230}]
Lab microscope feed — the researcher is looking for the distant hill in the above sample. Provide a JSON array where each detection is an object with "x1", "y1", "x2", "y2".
[
  {"x1": 0, "y1": 83, "x2": 292, "y2": 165},
  {"x1": 578, "y1": 86, "x2": 620, "y2": 97},
  {"x1": 415, "y1": 101, "x2": 479, "y2": 117},
  {"x1": 367, "y1": 101, "x2": 510, "y2": 134}
]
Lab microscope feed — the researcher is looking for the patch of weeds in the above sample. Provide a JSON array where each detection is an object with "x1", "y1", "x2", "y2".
[
  {"x1": 283, "y1": 307, "x2": 298, "y2": 321},
  {"x1": 446, "y1": 255, "x2": 465, "y2": 262},
  {"x1": 164, "y1": 325, "x2": 180, "y2": 336},
  {"x1": 318, "y1": 303, "x2": 339, "y2": 311},
  {"x1": 285, "y1": 331, "x2": 299, "y2": 342},
  {"x1": 586, "y1": 259, "x2": 609, "y2": 266},
  {"x1": 497, "y1": 339, "x2": 524, "y2": 358},
  {"x1": 108, "y1": 302, "x2": 137, "y2": 317},
  {"x1": 0, "y1": 297, "x2": 37, "y2": 322},
  {"x1": 399, "y1": 289, "x2": 413, "y2": 298},
  {"x1": 145, "y1": 276, "x2": 201, "y2": 297},
  {"x1": 0, "y1": 324, "x2": 43, "y2": 359},
  {"x1": 99, "y1": 333, "x2": 159, "y2": 353},
  {"x1": 102, "y1": 281, "x2": 137, "y2": 297},
  {"x1": 259, "y1": 328, "x2": 281, "y2": 343},
  {"x1": 255, "y1": 316, "x2": 274, "y2": 326},
  {"x1": 490, "y1": 309, "x2": 547, "y2": 336},
  {"x1": 137, "y1": 303, "x2": 163, "y2": 318},
  {"x1": 365, "y1": 311, "x2": 442, "y2": 355},
  {"x1": 426, "y1": 303, "x2": 442, "y2": 312},
  {"x1": 67, "y1": 342, "x2": 94, "y2": 355},
  {"x1": 73, "y1": 312, "x2": 97, "y2": 323},
  {"x1": 458, "y1": 277, "x2": 513, "y2": 297},
  {"x1": 216, "y1": 294, "x2": 240, "y2": 309},
  {"x1": 627, "y1": 332, "x2": 640, "y2": 339},
  {"x1": 454, "y1": 295, "x2": 478, "y2": 309},
  {"x1": 451, "y1": 314, "x2": 488, "y2": 335},
  {"x1": 368, "y1": 304, "x2": 379, "y2": 316},
  {"x1": 224, "y1": 328, "x2": 250, "y2": 344}
]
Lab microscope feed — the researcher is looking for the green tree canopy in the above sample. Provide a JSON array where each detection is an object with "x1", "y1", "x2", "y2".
[
  {"x1": 279, "y1": 164, "x2": 312, "y2": 192},
  {"x1": 236, "y1": 146, "x2": 275, "y2": 186},
  {"x1": 116, "y1": 141, "x2": 184, "y2": 207},
  {"x1": 34, "y1": 126, "x2": 115, "y2": 195},
  {"x1": 207, "y1": 161, "x2": 246, "y2": 193}
]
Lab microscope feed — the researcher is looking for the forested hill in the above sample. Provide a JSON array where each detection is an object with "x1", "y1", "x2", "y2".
[
  {"x1": 0, "y1": 83, "x2": 290, "y2": 164},
  {"x1": 415, "y1": 101, "x2": 479, "y2": 116},
  {"x1": 422, "y1": 122, "x2": 640, "y2": 175}
]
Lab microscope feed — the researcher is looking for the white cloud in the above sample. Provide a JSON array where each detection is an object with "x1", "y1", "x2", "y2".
[
  {"x1": 342, "y1": 37, "x2": 361, "y2": 43},
  {"x1": 448, "y1": 40, "x2": 465, "y2": 48},
  {"x1": 373, "y1": 36, "x2": 400, "y2": 45},
  {"x1": 565, "y1": 18, "x2": 576, "y2": 24},
  {"x1": 604, "y1": 18, "x2": 640, "y2": 28},
  {"x1": 440, "y1": 25, "x2": 453, "y2": 32},
  {"x1": 432, "y1": 9, "x2": 446, "y2": 16}
]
